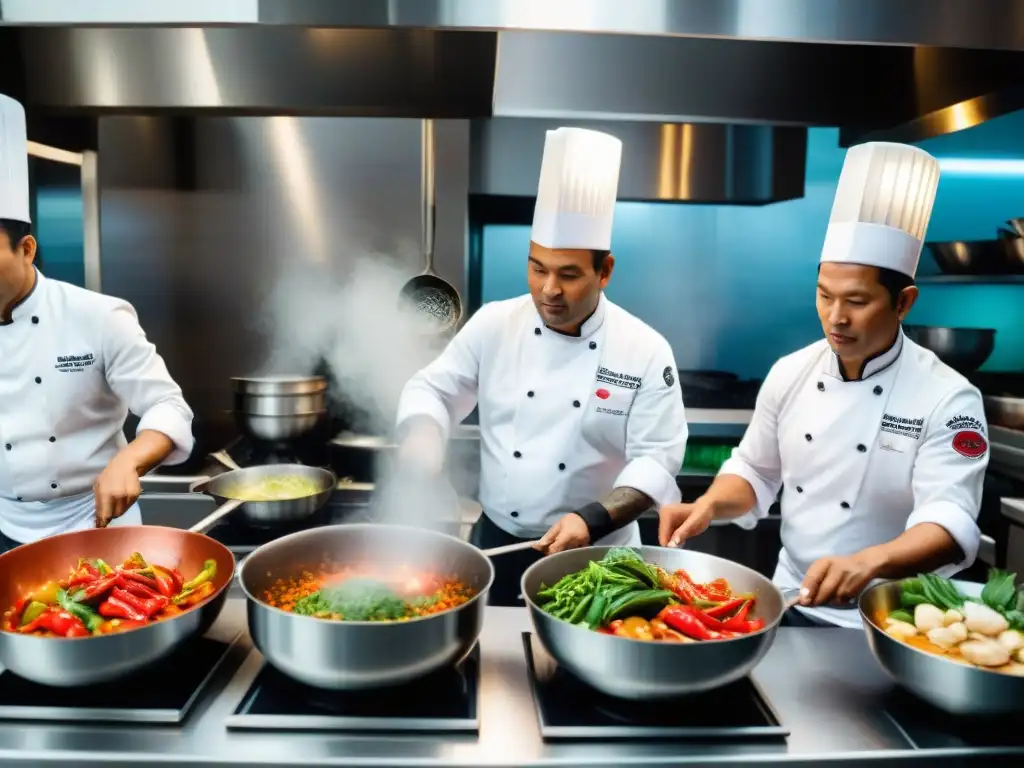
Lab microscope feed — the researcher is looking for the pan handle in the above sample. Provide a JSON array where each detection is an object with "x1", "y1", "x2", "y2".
[
  {"x1": 189, "y1": 476, "x2": 213, "y2": 494},
  {"x1": 189, "y1": 498, "x2": 244, "y2": 535}
]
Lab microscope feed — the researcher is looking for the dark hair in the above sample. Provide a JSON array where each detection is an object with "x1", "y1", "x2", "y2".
[
  {"x1": 591, "y1": 249, "x2": 611, "y2": 272},
  {"x1": 876, "y1": 266, "x2": 915, "y2": 308},
  {"x1": 0, "y1": 219, "x2": 31, "y2": 250}
]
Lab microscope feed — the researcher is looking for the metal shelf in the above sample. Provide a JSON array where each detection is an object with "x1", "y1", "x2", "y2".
[{"x1": 917, "y1": 274, "x2": 1024, "y2": 284}]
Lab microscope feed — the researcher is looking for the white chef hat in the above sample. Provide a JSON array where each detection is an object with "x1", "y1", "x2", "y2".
[
  {"x1": 820, "y1": 141, "x2": 940, "y2": 278},
  {"x1": 531, "y1": 127, "x2": 623, "y2": 251},
  {"x1": 0, "y1": 94, "x2": 30, "y2": 224}
]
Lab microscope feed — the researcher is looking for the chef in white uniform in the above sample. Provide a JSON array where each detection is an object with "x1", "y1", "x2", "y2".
[
  {"x1": 659, "y1": 142, "x2": 989, "y2": 628},
  {"x1": 0, "y1": 94, "x2": 194, "y2": 551},
  {"x1": 397, "y1": 127, "x2": 688, "y2": 605}
]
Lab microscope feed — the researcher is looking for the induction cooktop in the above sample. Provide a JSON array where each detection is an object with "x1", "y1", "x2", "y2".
[
  {"x1": 884, "y1": 688, "x2": 1024, "y2": 752},
  {"x1": 226, "y1": 645, "x2": 480, "y2": 733},
  {"x1": 523, "y1": 632, "x2": 788, "y2": 741},
  {"x1": 0, "y1": 633, "x2": 239, "y2": 724}
]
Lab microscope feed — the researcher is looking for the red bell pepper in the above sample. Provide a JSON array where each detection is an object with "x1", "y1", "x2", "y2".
[
  {"x1": 683, "y1": 606, "x2": 732, "y2": 632},
  {"x1": 115, "y1": 570, "x2": 160, "y2": 592},
  {"x1": 657, "y1": 606, "x2": 730, "y2": 641},
  {"x1": 67, "y1": 561, "x2": 101, "y2": 588},
  {"x1": 98, "y1": 595, "x2": 149, "y2": 622},
  {"x1": 167, "y1": 567, "x2": 184, "y2": 593},
  {"x1": 149, "y1": 566, "x2": 178, "y2": 598},
  {"x1": 705, "y1": 597, "x2": 748, "y2": 619},
  {"x1": 110, "y1": 587, "x2": 167, "y2": 618},
  {"x1": 722, "y1": 600, "x2": 752, "y2": 629},
  {"x1": 71, "y1": 574, "x2": 117, "y2": 603},
  {"x1": 19, "y1": 608, "x2": 87, "y2": 637},
  {"x1": 114, "y1": 573, "x2": 161, "y2": 599},
  {"x1": 120, "y1": 552, "x2": 148, "y2": 571}
]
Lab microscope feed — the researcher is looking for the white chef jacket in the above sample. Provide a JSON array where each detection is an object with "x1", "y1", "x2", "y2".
[
  {"x1": 396, "y1": 294, "x2": 688, "y2": 545},
  {"x1": 0, "y1": 269, "x2": 194, "y2": 542},
  {"x1": 720, "y1": 330, "x2": 988, "y2": 628}
]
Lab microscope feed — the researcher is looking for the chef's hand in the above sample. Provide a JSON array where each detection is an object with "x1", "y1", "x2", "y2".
[
  {"x1": 93, "y1": 455, "x2": 142, "y2": 528},
  {"x1": 658, "y1": 498, "x2": 715, "y2": 547},
  {"x1": 800, "y1": 550, "x2": 885, "y2": 607},
  {"x1": 535, "y1": 513, "x2": 590, "y2": 555},
  {"x1": 397, "y1": 419, "x2": 445, "y2": 476}
]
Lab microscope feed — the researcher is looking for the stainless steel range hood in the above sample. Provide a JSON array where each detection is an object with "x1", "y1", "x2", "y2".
[{"x1": 472, "y1": 119, "x2": 806, "y2": 205}]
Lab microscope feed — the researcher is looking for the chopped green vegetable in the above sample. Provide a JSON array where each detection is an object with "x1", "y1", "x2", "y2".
[
  {"x1": 293, "y1": 579, "x2": 411, "y2": 621},
  {"x1": 888, "y1": 609, "x2": 914, "y2": 625},
  {"x1": 981, "y1": 568, "x2": 1018, "y2": 613},
  {"x1": 56, "y1": 587, "x2": 105, "y2": 633}
]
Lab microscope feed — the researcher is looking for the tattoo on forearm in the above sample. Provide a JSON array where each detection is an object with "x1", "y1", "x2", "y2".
[{"x1": 602, "y1": 486, "x2": 655, "y2": 526}]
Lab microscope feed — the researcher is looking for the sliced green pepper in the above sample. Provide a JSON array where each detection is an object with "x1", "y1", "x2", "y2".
[
  {"x1": 180, "y1": 559, "x2": 217, "y2": 592},
  {"x1": 568, "y1": 594, "x2": 592, "y2": 624},
  {"x1": 603, "y1": 589, "x2": 675, "y2": 622},
  {"x1": 586, "y1": 593, "x2": 608, "y2": 630},
  {"x1": 56, "y1": 588, "x2": 105, "y2": 633},
  {"x1": 888, "y1": 609, "x2": 914, "y2": 625}
]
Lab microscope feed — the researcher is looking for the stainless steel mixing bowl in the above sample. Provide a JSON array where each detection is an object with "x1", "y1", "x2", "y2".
[
  {"x1": 860, "y1": 580, "x2": 1024, "y2": 715},
  {"x1": 239, "y1": 523, "x2": 494, "y2": 690},
  {"x1": 0, "y1": 526, "x2": 234, "y2": 686},
  {"x1": 231, "y1": 376, "x2": 328, "y2": 441},
  {"x1": 521, "y1": 546, "x2": 784, "y2": 700}
]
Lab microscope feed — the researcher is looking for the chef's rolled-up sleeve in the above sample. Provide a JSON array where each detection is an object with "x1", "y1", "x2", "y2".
[
  {"x1": 395, "y1": 304, "x2": 496, "y2": 444},
  {"x1": 612, "y1": 340, "x2": 687, "y2": 508},
  {"x1": 904, "y1": 385, "x2": 988, "y2": 572},
  {"x1": 718, "y1": 362, "x2": 785, "y2": 530},
  {"x1": 102, "y1": 302, "x2": 195, "y2": 465}
]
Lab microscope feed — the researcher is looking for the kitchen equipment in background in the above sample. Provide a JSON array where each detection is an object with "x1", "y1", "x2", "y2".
[
  {"x1": 0, "y1": 526, "x2": 234, "y2": 687},
  {"x1": 521, "y1": 546, "x2": 784, "y2": 700},
  {"x1": 925, "y1": 240, "x2": 1008, "y2": 275},
  {"x1": 997, "y1": 227, "x2": 1019, "y2": 240},
  {"x1": 400, "y1": 119, "x2": 463, "y2": 334},
  {"x1": 523, "y1": 633, "x2": 788, "y2": 740},
  {"x1": 232, "y1": 376, "x2": 328, "y2": 443},
  {"x1": 985, "y1": 395, "x2": 1024, "y2": 431},
  {"x1": 1007, "y1": 218, "x2": 1024, "y2": 237},
  {"x1": 903, "y1": 325, "x2": 995, "y2": 373},
  {"x1": 677, "y1": 370, "x2": 762, "y2": 409},
  {"x1": 227, "y1": 646, "x2": 480, "y2": 732},
  {"x1": 998, "y1": 233, "x2": 1024, "y2": 273},
  {"x1": 860, "y1": 580, "x2": 1024, "y2": 715},
  {"x1": 188, "y1": 464, "x2": 337, "y2": 533},
  {"x1": 0, "y1": 634, "x2": 238, "y2": 724},
  {"x1": 238, "y1": 524, "x2": 493, "y2": 690}
]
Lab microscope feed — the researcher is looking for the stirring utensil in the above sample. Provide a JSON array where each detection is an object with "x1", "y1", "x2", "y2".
[{"x1": 480, "y1": 540, "x2": 543, "y2": 557}]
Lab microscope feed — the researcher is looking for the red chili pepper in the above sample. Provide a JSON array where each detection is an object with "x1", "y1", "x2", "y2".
[
  {"x1": 72, "y1": 574, "x2": 118, "y2": 603},
  {"x1": 110, "y1": 587, "x2": 167, "y2": 618},
  {"x1": 115, "y1": 570, "x2": 160, "y2": 591},
  {"x1": 165, "y1": 566, "x2": 185, "y2": 594},
  {"x1": 19, "y1": 608, "x2": 85, "y2": 637},
  {"x1": 114, "y1": 573, "x2": 161, "y2": 599},
  {"x1": 63, "y1": 621, "x2": 90, "y2": 638},
  {"x1": 99, "y1": 595, "x2": 149, "y2": 622},
  {"x1": 705, "y1": 597, "x2": 748, "y2": 619},
  {"x1": 149, "y1": 566, "x2": 178, "y2": 598},
  {"x1": 68, "y1": 562, "x2": 101, "y2": 588},
  {"x1": 658, "y1": 606, "x2": 728, "y2": 641},
  {"x1": 722, "y1": 600, "x2": 752, "y2": 630},
  {"x1": 682, "y1": 606, "x2": 732, "y2": 632}
]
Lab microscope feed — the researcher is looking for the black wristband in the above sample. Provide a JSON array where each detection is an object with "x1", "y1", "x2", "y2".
[{"x1": 574, "y1": 501, "x2": 616, "y2": 543}]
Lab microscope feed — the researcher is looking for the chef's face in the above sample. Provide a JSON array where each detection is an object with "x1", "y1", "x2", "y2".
[
  {"x1": 816, "y1": 262, "x2": 917, "y2": 362},
  {"x1": 527, "y1": 242, "x2": 614, "y2": 333},
  {"x1": 0, "y1": 225, "x2": 36, "y2": 317}
]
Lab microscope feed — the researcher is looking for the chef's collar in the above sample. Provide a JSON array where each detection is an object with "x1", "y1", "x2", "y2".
[
  {"x1": 537, "y1": 292, "x2": 607, "y2": 340},
  {"x1": 823, "y1": 328, "x2": 904, "y2": 381},
  {"x1": 2, "y1": 266, "x2": 43, "y2": 327}
]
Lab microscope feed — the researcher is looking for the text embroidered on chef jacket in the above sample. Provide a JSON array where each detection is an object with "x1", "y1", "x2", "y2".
[
  {"x1": 396, "y1": 293, "x2": 688, "y2": 546},
  {"x1": 0, "y1": 269, "x2": 194, "y2": 542}
]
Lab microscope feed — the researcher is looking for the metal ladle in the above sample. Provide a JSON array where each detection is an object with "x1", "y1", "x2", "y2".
[{"x1": 399, "y1": 119, "x2": 463, "y2": 334}]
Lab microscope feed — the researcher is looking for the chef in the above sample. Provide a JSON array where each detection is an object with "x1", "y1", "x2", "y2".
[
  {"x1": 396, "y1": 127, "x2": 688, "y2": 605},
  {"x1": 0, "y1": 94, "x2": 194, "y2": 552},
  {"x1": 659, "y1": 142, "x2": 989, "y2": 628}
]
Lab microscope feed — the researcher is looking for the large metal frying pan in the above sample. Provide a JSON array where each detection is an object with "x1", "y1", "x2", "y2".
[
  {"x1": 522, "y1": 546, "x2": 784, "y2": 700},
  {"x1": 240, "y1": 523, "x2": 494, "y2": 690},
  {"x1": 0, "y1": 526, "x2": 234, "y2": 686},
  {"x1": 188, "y1": 463, "x2": 337, "y2": 534}
]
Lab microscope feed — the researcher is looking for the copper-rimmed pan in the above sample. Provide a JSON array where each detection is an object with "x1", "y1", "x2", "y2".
[{"x1": 0, "y1": 526, "x2": 234, "y2": 686}]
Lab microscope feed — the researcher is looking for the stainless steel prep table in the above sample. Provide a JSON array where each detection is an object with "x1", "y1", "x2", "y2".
[{"x1": 0, "y1": 599, "x2": 1018, "y2": 767}]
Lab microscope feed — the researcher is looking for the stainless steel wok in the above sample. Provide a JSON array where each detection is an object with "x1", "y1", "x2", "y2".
[
  {"x1": 0, "y1": 526, "x2": 234, "y2": 686},
  {"x1": 860, "y1": 579, "x2": 1024, "y2": 715},
  {"x1": 188, "y1": 463, "x2": 337, "y2": 534},
  {"x1": 521, "y1": 546, "x2": 785, "y2": 700},
  {"x1": 903, "y1": 325, "x2": 996, "y2": 373},
  {"x1": 239, "y1": 523, "x2": 494, "y2": 690}
]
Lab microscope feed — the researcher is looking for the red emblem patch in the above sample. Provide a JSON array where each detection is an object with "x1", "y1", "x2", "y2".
[
  {"x1": 595, "y1": 389, "x2": 610, "y2": 400},
  {"x1": 952, "y1": 430, "x2": 987, "y2": 459}
]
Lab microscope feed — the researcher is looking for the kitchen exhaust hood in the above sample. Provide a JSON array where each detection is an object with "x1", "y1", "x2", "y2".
[{"x1": 472, "y1": 119, "x2": 807, "y2": 205}]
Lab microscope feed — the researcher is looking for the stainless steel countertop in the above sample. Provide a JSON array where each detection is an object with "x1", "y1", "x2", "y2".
[{"x1": 0, "y1": 599, "x2": 1017, "y2": 767}]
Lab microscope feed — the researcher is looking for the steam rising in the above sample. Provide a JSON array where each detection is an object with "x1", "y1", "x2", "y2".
[{"x1": 253, "y1": 250, "x2": 470, "y2": 540}]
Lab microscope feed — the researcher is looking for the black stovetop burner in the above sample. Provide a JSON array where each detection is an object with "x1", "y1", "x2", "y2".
[
  {"x1": 0, "y1": 634, "x2": 238, "y2": 724},
  {"x1": 226, "y1": 645, "x2": 480, "y2": 733},
  {"x1": 523, "y1": 633, "x2": 788, "y2": 741},
  {"x1": 884, "y1": 688, "x2": 1024, "y2": 751}
]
